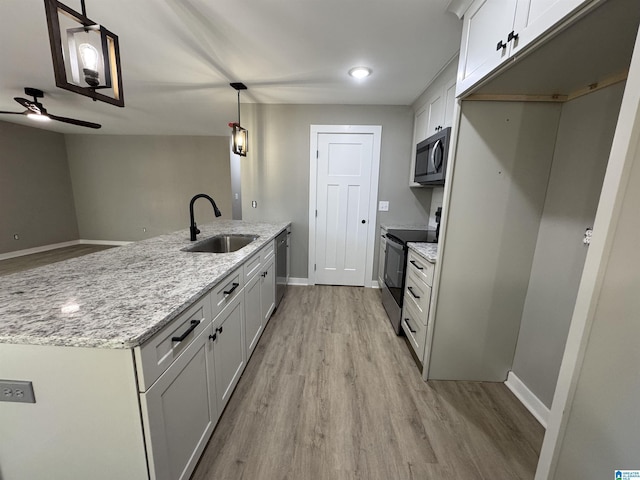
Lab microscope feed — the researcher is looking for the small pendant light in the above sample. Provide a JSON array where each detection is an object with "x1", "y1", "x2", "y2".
[{"x1": 230, "y1": 82, "x2": 248, "y2": 157}]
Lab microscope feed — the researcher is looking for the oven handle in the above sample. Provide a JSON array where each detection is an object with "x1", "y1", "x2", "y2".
[{"x1": 385, "y1": 233, "x2": 405, "y2": 249}]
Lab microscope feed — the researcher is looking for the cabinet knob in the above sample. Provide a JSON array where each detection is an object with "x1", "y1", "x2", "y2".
[
  {"x1": 508, "y1": 30, "x2": 519, "y2": 43},
  {"x1": 496, "y1": 40, "x2": 507, "y2": 51},
  {"x1": 216, "y1": 326, "x2": 223, "y2": 335},
  {"x1": 209, "y1": 333, "x2": 217, "y2": 341}
]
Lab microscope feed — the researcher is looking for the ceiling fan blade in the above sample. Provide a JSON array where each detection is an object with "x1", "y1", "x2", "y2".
[
  {"x1": 14, "y1": 97, "x2": 34, "y2": 109},
  {"x1": 48, "y1": 114, "x2": 102, "y2": 129},
  {"x1": 0, "y1": 111, "x2": 26, "y2": 115}
]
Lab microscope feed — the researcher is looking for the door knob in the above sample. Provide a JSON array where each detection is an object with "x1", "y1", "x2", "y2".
[{"x1": 361, "y1": 220, "x2": 366, "y2": 224}]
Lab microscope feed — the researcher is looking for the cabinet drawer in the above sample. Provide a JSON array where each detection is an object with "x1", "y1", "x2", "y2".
[
  {"x1": 401, "y1": 301, "x2": 427, "y2": 363},
  {"x1": 135, "y1": 294, "x2": 212, "y2": 391},
  {"x1": 243, "y1": 251, "x2": 262, "y2": 282},
  {"x1": 261, "y1": 239, "x2": 275, "y2": 262},
  {"x1": 211, "y1": 267, "x2": 243, "y2": 318},
  {"x1": 404, "y1": 267, "x2": 432, "y2": 324},
  {"x1": 407, "y1": 250, "x2": 434, "y2": 286}
]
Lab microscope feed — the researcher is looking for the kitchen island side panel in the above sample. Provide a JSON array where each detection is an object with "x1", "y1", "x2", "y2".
[
  {"x1": 0, "y1": 343, "x2": 147, "y2": 480},
  {"x1": 428, "y1": 101, "x2": 561, "y2": 381}
]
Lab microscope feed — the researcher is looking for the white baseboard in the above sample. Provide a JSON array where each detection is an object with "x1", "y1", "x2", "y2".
[
  {"x1": 0, "y1": 240, "x2": 80, "y2": 261},
  {"x1": 78, "y1": 239, "x2": 132, "y2": 246},
  {"x1": 287, "y1": 277, "x2": 308, "y2": 286},
  {"x1": 505, "y1": 371, "x2": 549, "y2": 428},
  {"x1": 0, "y1": 239, "x2": 132, "y2": 260}
]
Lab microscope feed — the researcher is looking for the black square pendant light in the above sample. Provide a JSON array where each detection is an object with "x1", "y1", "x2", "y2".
[
  {"x1": 230, "y1": 82, "x2": 248, "y2": 157},
  {"x1": 44, "y1": 0, "x2": 124, "y2": 107}
]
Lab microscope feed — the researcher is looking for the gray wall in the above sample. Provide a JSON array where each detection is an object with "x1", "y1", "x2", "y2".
[
  {"x1": 511, "y1": 84, "x2": 625, "y2": 408},
  {"x1": 0, "y1": 121, "x2": 79, "y2": 254},
  {"x1": 65, "y1": 135, "x2": 232, "y2": 241},
  {"x1": 240, "y1": 103, "x2": 432, "y2": 279},
  {"x1": 429, "y1": 101, "x2": 562, "y2": 381},
  {"x1": 553, "y1": 90, "x2": 640, "y2": 479}
]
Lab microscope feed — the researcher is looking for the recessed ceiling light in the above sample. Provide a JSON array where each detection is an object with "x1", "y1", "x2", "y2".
[{"x1": 348, "y1": 67, "x2": 372, "y2": 79}]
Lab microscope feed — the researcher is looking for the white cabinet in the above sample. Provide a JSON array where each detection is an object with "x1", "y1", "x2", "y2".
[
  {"x1": 261, "y1": 256, "x2": 275, "y2": 325},
  {"x1": 457, "y1": 0, "x2": 595, "y2": 96},
  {"x1": 425, "y1": 91, "x2": 445, "y2": 136},
  {"x1": 512, "y1": 0, "x2": 594, "y2": 55},
  {"x1": 140, "y1": 326, "x2": 216, "y2": 480},
  {"x1": 401, "y1": 250, "x2": 435, "y2": 364},
  {"x1": 212, "y1": 292, "x2": 245, "y2": 411},
  {"x1": 244, "y1": 241, "x2": 276, "y2": 360},
  {"x1": 244, "y1": 269, "x2": 263, "y2": 358}
]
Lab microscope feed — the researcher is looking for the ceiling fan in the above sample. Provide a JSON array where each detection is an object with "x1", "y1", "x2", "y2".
[{"x1": 0, "y1": 87, "x2": 101, "y2": 129}]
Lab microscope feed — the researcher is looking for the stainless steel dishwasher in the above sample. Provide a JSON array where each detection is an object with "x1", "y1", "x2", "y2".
[{"x1": 275, "y1": 229, "x2": 288, "y2": 307}]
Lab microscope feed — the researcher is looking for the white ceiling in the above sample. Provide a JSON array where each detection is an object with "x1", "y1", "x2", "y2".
[{"x1": 0, "y1": 0, "x2": 461, "y2": 136}]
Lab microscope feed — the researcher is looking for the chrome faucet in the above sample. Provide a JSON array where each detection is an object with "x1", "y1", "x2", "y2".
[{"x1": 189, "y1": 193, "x2": 222, "y2": 241}]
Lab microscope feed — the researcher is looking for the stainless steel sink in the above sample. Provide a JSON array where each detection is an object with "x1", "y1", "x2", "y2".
[{"x1": 184, "y1": 234, "x2": 258, "y2": 253}]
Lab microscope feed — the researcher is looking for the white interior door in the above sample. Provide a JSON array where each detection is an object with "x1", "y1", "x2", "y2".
[{"x1": 314, "y1": 132, "x2": 373, "y2": 286}]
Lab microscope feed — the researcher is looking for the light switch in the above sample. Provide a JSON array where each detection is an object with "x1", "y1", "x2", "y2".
[{"x1": 378, "y1": 201, "x2": 389, "y2": 212}]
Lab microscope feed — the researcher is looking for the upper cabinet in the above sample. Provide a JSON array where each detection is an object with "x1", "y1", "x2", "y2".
[{"x1": 456, "y1": 0, "x2": 598, "y2": 96}]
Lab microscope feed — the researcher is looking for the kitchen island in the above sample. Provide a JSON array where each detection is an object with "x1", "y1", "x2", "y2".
[{"x1": 0, "y1": 220, "x2": 290, "y2": 480}]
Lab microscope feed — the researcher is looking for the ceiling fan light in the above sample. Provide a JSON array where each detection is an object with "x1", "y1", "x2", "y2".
[
  {"x1": 27, "y1": 113, "x2": 51, "y2": 122},
  {"x1": 348, "y1": 66, "x2": 372, "y2": 79}
]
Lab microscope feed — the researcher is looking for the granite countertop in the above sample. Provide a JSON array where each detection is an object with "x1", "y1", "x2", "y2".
[
  {"x1": 0, "y1": 220, "x2": 289, "y2": 349},
  {"x1": 380, "y1": 223, "x2": 431, "y2": 231},
  {"x1": 408, "y1": 242, "x2": 438, "y2": 264}
]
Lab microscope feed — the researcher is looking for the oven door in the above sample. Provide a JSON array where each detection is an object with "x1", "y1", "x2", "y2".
[{"x1": 383, "y1": 233, "x2": 406, "y2": 307}]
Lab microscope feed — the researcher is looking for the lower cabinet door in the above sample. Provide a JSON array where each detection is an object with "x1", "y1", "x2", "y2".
[
  {"x1": 213, "y1": 293, "x2": 246, "y2": 411},
  {"x1": 261, "y1": 257, "x2": 275, "y2": 325},
  {"x1": 244, "y1": 272, "x2": 263, "y2": 359},
  {"x1": 401, "y1": 301, "x2": 427, "y2": 363},
  {"x1": 141, "y1": 327, "x2": 216, "y2": 480}
]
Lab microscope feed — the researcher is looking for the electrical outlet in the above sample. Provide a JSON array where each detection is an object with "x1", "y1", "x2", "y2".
[
  {"x1": 0, "y1": 380, "x2": 36, "y2": 403},
  {"x1": 378, "y1": 201, "x2": 389, "y2": 212}
]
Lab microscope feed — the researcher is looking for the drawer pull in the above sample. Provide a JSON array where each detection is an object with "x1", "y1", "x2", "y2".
[
  {"x1": 404, "y1": 318, "x2": 417, "y2": 334},
  {"x1": 408, "y1": 286, "x2": 421, "y2": 299},
  {"x1": 409, "y1": 260, "x2": 423, "y2": 270},
  {"x1": 223, "y1": 282, "x2": 240, "y2": 296},
  {"x1": 171, "y1": 320, "x2": 200, "y2": 342}
]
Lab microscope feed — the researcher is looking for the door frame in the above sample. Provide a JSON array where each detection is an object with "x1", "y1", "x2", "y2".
[{"x1": 308, "y1": 125, "x2": 382, "y2": 287}]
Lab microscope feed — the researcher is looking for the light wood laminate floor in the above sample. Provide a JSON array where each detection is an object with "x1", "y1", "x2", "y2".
[
  {"x1": 0, "y1": 244, "x2": 116, "y2": 276},
  {"x1": 192, "y1": 286, "x2": 544, "y2": 480}
]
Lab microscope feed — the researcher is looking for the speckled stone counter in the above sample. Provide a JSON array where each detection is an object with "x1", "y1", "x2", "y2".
[
  {"x1": 408, "y1": 242, "x2": 438, "y2": 264},
  {"x1": 0, "y1": 220, "x2": 289, "y2": 349},
  {"x1": 380, "y1": 223, "x2": 431, "y2": 231}
]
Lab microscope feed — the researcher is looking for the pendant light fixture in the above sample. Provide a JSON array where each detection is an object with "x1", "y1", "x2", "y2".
[
  {"x1": 229, "y1": 82, "x2": 248, "y2": 157},
  {"x1": 44, "y1": 0, "x2": 124, "y2": 106}
]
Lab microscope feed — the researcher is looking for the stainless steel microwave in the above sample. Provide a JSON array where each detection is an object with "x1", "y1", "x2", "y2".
[{"x1": 414, "y1": 127, "x2": 451, "y2": 185}]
